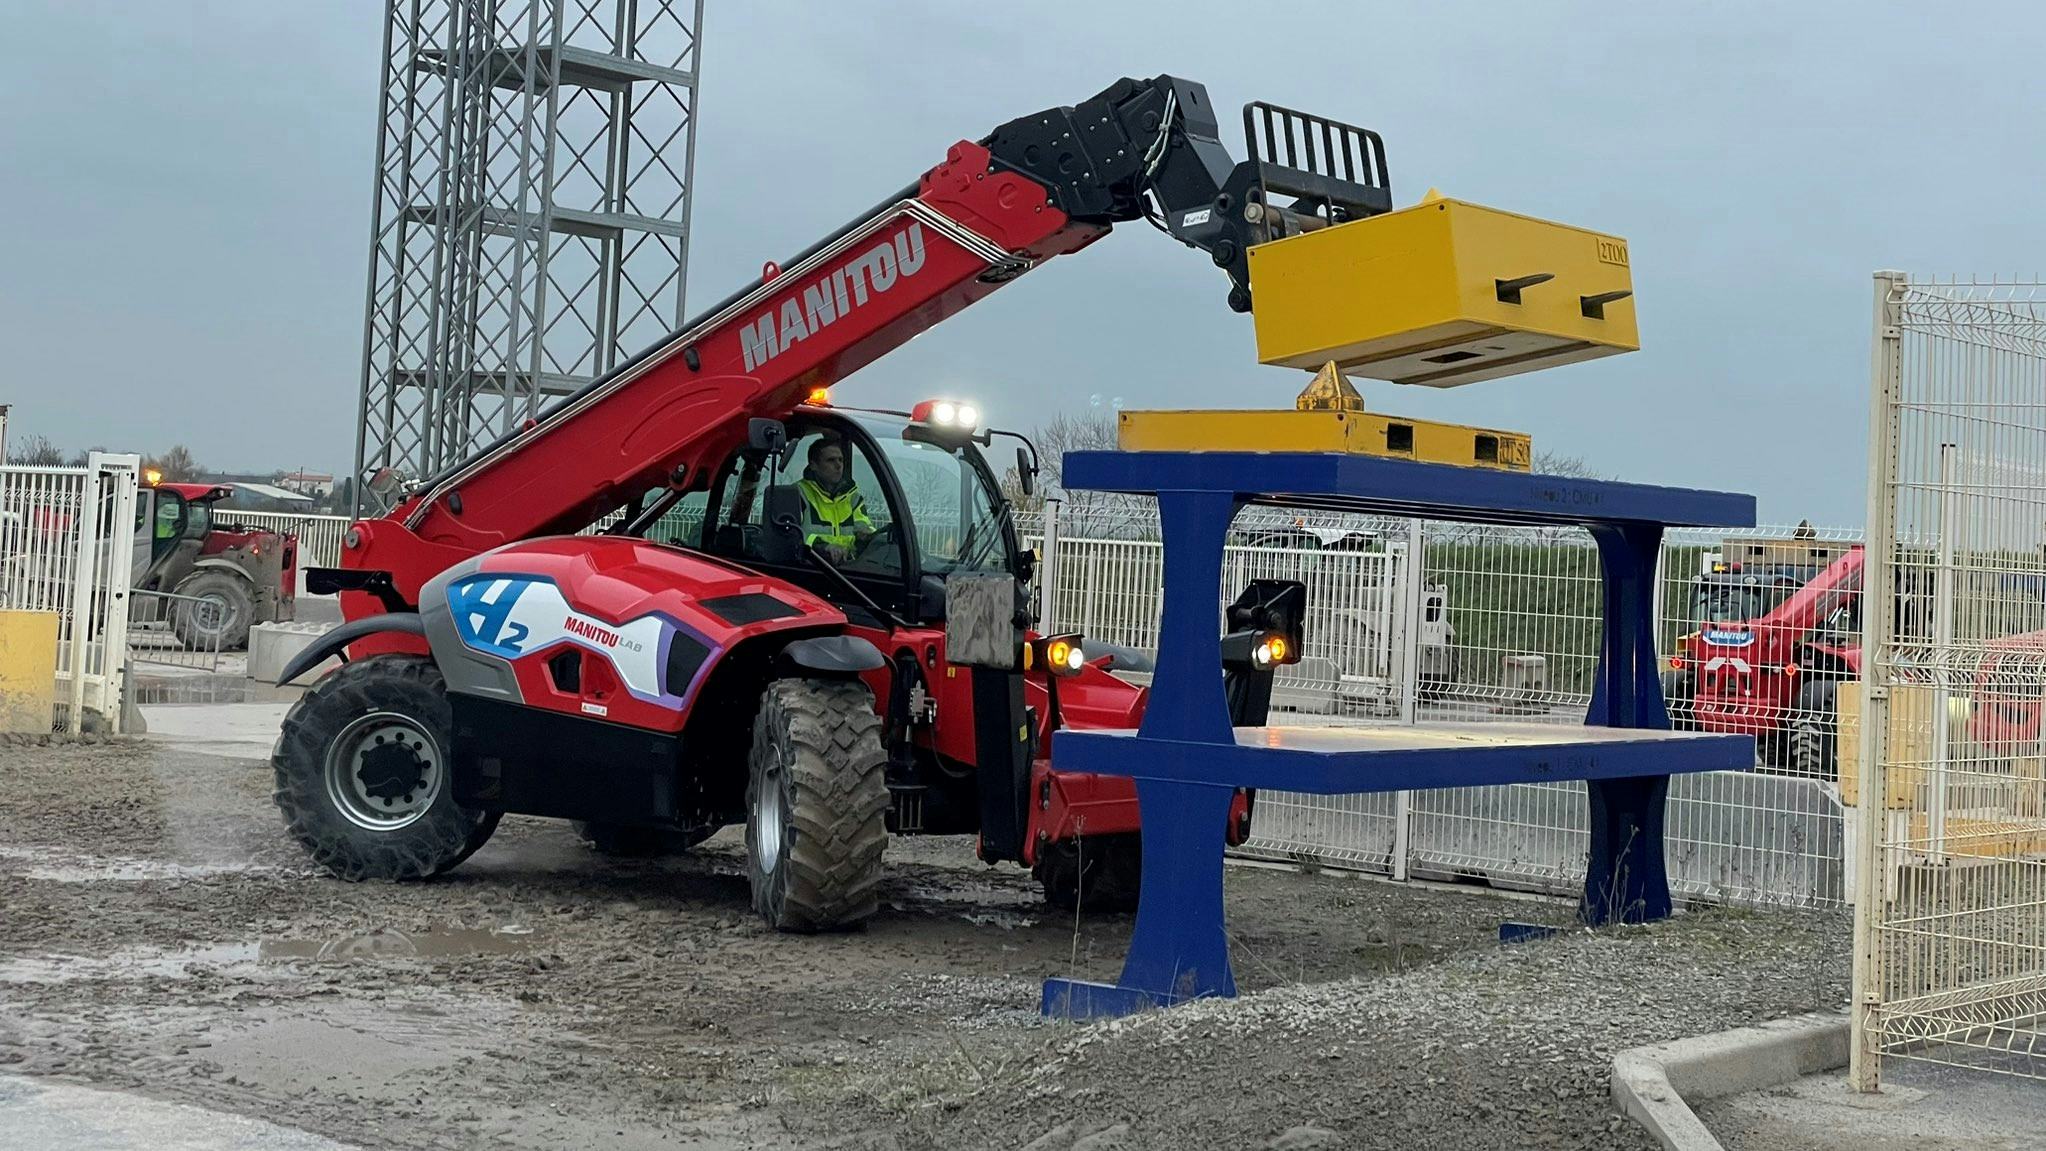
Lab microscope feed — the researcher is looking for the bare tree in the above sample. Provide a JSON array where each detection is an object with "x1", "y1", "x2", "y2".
[
  {"x1": 1022, "y1": 410, "x2": 1149, "y2": 536},
  {"x1": 145, "y1": 444, "x2": 204, "y2": 482},
  {"x1": 4, "y1": 434, "x2": 64, "y2": 466},
  {"x1": 1532, "y1": 450, "x2": 1607, "y2": 480}
]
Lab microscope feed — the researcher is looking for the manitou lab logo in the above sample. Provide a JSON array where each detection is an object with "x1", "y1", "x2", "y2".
[
  {"x1": 563, "y1": 615, "x2": 620, "y2": 648},
  {"x1": 739, "y1": 222, "x2": 928, "y2": 372}
]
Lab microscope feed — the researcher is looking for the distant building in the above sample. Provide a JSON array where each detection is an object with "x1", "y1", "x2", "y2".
[{"x1": 277, "y1": 470, "x2": 335, "y2": 497}]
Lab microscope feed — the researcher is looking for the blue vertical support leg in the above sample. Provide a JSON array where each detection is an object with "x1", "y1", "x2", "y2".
[
  {"x1": 1582, "y1": 523, "x2": 1673, "y2": 925},
  {"x1": 1042, "y1": 490, "x2": 1240, "y2": 1019}
]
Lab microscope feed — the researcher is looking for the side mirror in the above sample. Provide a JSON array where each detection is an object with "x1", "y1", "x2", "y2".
[
  {"x1": 1016, "y1": 447, "x2": 1036, "y2": 496},
  {"x1": 747, "y1": 418, "x2": 787, "y2": 457},
  {"x1": 759, "y1": 485, "x2": 806, "y2": 565},
  {"x1": 918, "y1": 574, "x2": 948, "y2": 622}
]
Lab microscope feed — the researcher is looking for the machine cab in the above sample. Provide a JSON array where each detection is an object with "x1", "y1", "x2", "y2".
[
  {"x1": 133, "y1": 480, "x2": 231, "y2": 588},
  {"x1": 634, "y1": 403, "x2": 1029, "y2": 626}
]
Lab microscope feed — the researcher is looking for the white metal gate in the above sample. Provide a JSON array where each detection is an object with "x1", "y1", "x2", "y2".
[
  {"x1": 0, "y1": 454, "x2": 140, "y2": 733},
  {"x1": 1853, "y1": 273, "x2": 2046, "y2": 1087}
]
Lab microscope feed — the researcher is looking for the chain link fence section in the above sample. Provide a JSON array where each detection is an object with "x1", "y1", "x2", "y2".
[{"x1": 1853, "y1": 273, "x2": 2046, "y2": 1088}]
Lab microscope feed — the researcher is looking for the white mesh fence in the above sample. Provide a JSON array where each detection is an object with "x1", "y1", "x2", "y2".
[{"x1": 1854, "y1": 274, "x2": 2046, "y2": 1086}]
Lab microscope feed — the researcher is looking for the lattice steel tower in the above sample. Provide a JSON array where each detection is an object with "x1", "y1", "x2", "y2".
[{"x1": 353, "y1": 0, "x2": 703, "y2": 510}]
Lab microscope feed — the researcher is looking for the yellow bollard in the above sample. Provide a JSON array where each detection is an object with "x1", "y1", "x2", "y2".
[{"x1": 0, "y1": 609, "x2": 60, "y2": 734}]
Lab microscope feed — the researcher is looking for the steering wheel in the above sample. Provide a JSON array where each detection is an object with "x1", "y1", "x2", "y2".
[{"x1": 854, "y1": 522, "x2": 899, "y2": 558}]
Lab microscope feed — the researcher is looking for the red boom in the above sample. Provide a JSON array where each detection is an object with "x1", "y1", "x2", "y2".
[{"x1": 341, "y1": 142, "x2": 1100, "y2": 621}]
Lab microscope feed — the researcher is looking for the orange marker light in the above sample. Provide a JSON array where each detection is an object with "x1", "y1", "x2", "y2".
[{"x1": 804, "y1": 386, "x2": 831, "y2": 406}]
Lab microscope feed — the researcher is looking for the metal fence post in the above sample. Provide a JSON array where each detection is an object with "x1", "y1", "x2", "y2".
[
  {"x1": 1039, "y1": 497, "x2": 1062, "y2": 632},
  {"x1": 1392, "y1": 518, "x2": 1425, "y2": 880},
  {"x1": 1851, "y1": 270, "x2": 1906, "y2": 1093},
  {"x1": 63, "y1": 455, "x2": 107, "y2": 734},
  {"x1": 1930, "y1": 442, "x2": 1958, "y2": 854},
  {"x1": 97, "y1": 455, "x2": 139, "y2": 733}
]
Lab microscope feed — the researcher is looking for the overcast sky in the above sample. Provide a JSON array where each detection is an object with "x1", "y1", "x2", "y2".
[{"x1": 4, "y1": 2, "x2": 2043, "y2": 525}]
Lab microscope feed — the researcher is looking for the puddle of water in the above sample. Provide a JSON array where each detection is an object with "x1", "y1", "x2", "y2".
[
  {"x1": 0, "y1": 845, "x2": 272, "y2": 883},
  {"x1": 256, "y1": 926, "x2": 540, "y2": 962},
  {"x1": 0, "y1": 926, "x2": 544, "y2": 984},
  {"x1": 957, "y1": 911, "x2": 1038, "y2": 930}
]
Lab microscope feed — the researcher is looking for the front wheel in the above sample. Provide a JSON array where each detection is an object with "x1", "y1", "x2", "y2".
[
  {"x1": 745, "y1": 679, "x2": 887, "y2": 932},
  {"x1": 273, "y1": 656, "x2": 498, "y2": 880}
]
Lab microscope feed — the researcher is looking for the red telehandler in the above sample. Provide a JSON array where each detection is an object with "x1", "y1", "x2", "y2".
[
  {"x1": 1665, "y1": 541, "x2": 1863, "y2": 773},
  {"x1": 276, "y1": 77, "x2": 1382, "y2": 929}
]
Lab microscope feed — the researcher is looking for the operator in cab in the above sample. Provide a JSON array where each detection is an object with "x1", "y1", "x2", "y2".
[{"x1": 795, "y1": 435, "x2": 875, "y2": 563}]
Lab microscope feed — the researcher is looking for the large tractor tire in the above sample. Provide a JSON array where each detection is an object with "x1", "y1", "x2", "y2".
[
  {"x1": 172, "y1": 570, "x2": 256, "y2": 651},
  {"x1": 1035, "y1": 833, "x2": 1142, "y2": 914},
  {"x1": 273, "y1": 655, "x2": 499, "y2": 880},
  {"x1": 745, "y1": 679, "x2": 887, "y2": 932},
  {"x1": 1787, "y1": 679, "x2": 1840, "y2": 779},
  {"x1": 574, "y1": 821, "x2": 715, "y2": 857}
]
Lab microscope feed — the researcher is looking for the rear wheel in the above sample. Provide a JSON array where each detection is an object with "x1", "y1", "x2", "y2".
[
  {"x1": 745, "y1": 679, "x2": 887, "y2": 932},
  {"x1": 172, "y1": 570, "x2": 256, "y2": 651},
  {"x1": 1036, "y1": 833, "x2": 1142, "y2": 913},
  {"x1": 1788, "y1": 679, "x2": 1840, "y2": 778},
  {"x1": 273, "y1": 655, "x2": 498, "y2": 880}
]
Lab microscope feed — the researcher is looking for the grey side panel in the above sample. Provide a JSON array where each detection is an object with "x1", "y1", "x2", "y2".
[{"x1": 419, "y1": 556, "x2": 524, "y2": 703}]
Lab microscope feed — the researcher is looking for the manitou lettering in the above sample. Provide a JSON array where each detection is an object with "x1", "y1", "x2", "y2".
[
  {"x1": 739, "y1": 223, "x2": 929, "y2": 372},
  {"x1": 563, "y1": 616, "x2": 620, "y2": 647}
]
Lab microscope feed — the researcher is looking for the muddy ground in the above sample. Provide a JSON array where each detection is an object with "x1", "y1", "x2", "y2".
[{"x1": 0, "y1": 736, "x2": 1851, "y2": 1149}]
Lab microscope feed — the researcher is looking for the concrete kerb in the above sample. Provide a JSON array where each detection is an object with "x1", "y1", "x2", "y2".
[{"x1": 1610, "y1": 1011, "x2": 1849, "y2": 1151}]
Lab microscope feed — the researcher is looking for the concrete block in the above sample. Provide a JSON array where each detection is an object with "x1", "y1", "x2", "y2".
[
  {"x1": 1611, "y1": 1012, "x2": 1848, "y2": 1151},
  {"x1": 0, "y1": 610, "x2": 59, "y2": 734},
  {"x1": 248, "y1": 621, "x2": 338, "y2": 685}
]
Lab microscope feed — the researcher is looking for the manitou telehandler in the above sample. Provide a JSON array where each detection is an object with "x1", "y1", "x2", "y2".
[
  {"x1": 133, "y1": 478, "x2": 298, "y2": 650},
  {"x1": 273, "y1": 75, "x2": 1395, "y2": 929}
]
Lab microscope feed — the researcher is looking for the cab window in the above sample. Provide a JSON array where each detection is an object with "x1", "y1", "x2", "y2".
[
  {"x1": 640, "y1": 490, "x2": 709, "y2": 548},
  {"x1": 153, "y1": 492, "x2": 185, "y2": 541},
  {"x1": 707, "y1": 427, "x2": 901, "y2": 578},
  {"x1": 866, "y1": 429, "x2": 1009, "y2": 578}
]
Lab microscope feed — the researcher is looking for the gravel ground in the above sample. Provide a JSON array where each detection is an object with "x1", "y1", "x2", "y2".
[{"x1": 0, "y1": 736, "x2": 1851, "y2": 1149}]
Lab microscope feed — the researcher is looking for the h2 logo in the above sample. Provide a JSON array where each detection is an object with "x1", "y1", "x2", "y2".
[{"x1": 448, "y1": 576, "x2": 536, "y2": 657}]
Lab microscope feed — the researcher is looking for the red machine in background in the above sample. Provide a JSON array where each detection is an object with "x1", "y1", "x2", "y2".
[
  {"x1": 273, "y1": 76, "x2": 1354, "y2": 928},
  {"x1": 1665, "y1": 539, "x2": 1863, "y2": 773},
  {"x1": 133, "y1": 479, "x2": 297, "y2": 651}
]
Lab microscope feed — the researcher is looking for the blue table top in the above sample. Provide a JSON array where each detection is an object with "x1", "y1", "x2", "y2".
[
  {"x1": 1061, "y1": 451, "x2": 1755, "y2": 529},
  {"x1": 1052, "y1": 721, "x2": 1754, "y2": 795}
]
